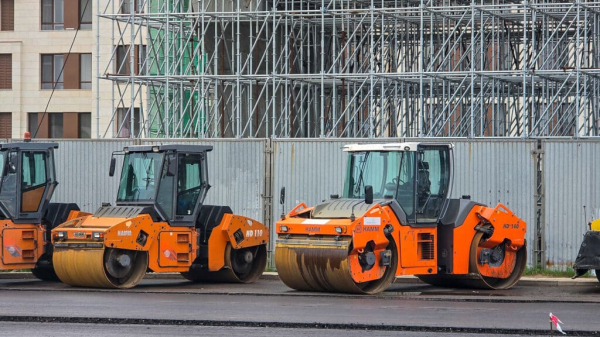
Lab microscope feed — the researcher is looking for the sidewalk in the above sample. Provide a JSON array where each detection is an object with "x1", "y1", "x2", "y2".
[{"x1": 1, "y1": 271, "x2": 597, "y2": 286}]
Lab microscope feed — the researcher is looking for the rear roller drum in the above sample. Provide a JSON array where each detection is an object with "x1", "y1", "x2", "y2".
[
  {"x1": 467, "y1": 232, "x2": 527, "y2": 289},
  {"x1": 418, "y1": 232, "x2": 527, "y2": 289},
  {"x1": 275, "y1": 236, "x2": 398, "y2": 294},
  {"x1": 53, "y1": 248, "x2": 148, "y2": 288},
  {"x1": 182, "y1": 244, "x2": 267, "y2": 283}
]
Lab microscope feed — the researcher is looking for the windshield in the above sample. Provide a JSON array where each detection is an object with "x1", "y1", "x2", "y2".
[
  {"x1": 117, "y1": 152, "x2": 164, "y2": 202},
  {"x1": 343, "y1": 151, "x2": 416, "y2": 215}
]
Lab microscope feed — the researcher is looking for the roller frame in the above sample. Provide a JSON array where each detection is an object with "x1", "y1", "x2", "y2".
[
  {"x1": 52, "y1": 211, "x2": 269, "y2": 288},
  {"x1": 276, "y1": 200, "x2": 527, "y2": 293}
]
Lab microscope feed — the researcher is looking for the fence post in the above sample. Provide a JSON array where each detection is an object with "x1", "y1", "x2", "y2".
[
  {"x1": 534, "y1": 139, "x2": 546, "y2": 269},
  {"x1": 262, "y1": 139, "x2": 275, "y2": 268}
]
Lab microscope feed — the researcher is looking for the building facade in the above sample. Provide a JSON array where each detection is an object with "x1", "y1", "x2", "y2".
[{"x1": 0, "y1": 0, "x2": 139, "y2": 139}]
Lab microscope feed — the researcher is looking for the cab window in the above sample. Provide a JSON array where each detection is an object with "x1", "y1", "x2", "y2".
[{"x1": 176, "y1": 154, "x2": 203, "y2": 215}]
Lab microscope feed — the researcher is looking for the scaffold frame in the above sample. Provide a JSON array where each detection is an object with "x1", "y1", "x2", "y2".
[{"x1": 98, "y1": 0, "x2": 600, "y2": 138}]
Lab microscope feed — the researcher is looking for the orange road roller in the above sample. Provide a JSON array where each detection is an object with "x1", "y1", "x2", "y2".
[
  {"x1": 51, "y1": 144, "x2": 268, "y2": 288},
  {"x1": 0, "y1": 135, "x2": 86, "y2": 280},
  {"x1": 275, "y1": 142, "x2": 527, "y2": 294}
]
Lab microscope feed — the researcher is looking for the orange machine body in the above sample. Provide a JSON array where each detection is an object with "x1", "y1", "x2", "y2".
[
  {"x1": 52, "y1": 212, "x2": 269, "y2": 274},
  {"x1": 278, "y1": 201, "x2": 526, "y2": 284},
  {"x1": 0, "y1": 139, "x2": 87, "y2": 279},
  {"x1": 0, "y1": 209, "x2": 87, "y2": 270},
  {"x1": 0, "y1": 221, "x2": 44, "y2": 269},
  {"x1": 275, "y1": 142, "x2": 528, "y2": 294}
]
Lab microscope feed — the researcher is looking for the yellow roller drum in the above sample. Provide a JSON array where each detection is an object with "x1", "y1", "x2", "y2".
[
  {"x1": 53, "y1": 248, "x2": 112, "y2": 288},
  {"x1": 53, "y1": 247, "x2": 148, "y2": 289},
  {"x1": 274, "y1": 235, "x2": 398, "y2": 294}
]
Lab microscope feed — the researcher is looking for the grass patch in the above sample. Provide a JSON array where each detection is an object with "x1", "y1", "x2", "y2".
[{"x1": 523, "y1": 266, "x2": 596, "y2": 278}]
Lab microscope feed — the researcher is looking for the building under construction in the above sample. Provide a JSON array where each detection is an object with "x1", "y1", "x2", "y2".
[{"x1": 99, "y1": 0, "x2": 600, "y2": 138}]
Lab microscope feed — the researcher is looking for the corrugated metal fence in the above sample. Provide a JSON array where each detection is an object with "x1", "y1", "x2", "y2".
[
  {"x1": 9, "y1": 138, "x2": 597, "y2": 269},
  {"x1": 544, "y1": 140, "x2": 600, "y2": 268}
]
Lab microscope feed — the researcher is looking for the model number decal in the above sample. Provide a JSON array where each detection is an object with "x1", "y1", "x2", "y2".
[
  {"x1": 118, "y1": 230, "x2": 132, "y2": 237},
  {"x1": 302, "y1": 219, "x2": 329, "y2": 225},
  {"x1": 364, "y1": 217, "x2": 381, "y2": 226},
  {"x1": 304, "y1": 226, "x2": 321, "y2": 232},
  {"x1": 73, "y1": 232, "x2": 85, "y2": 238},
  {"x1": 245, "y1": 229, "x2": 263, "y2": 238},
  {"x1": 503, "y1": 224, "x2": 519, "y2": 229}
]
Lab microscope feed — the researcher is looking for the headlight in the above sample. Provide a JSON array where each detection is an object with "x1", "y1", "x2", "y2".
[
  {"x1": 280, "y1": 225, "x2": 289, "y2": 232},
  {"x1": 92, "y1": 232, "x2": 104, "y2": 241},
  {"x1": 335, "y1": 227, "x2": 343, "y2": 234},
  {"x1": 56, "y1": 231, "x2": 67, "y2": 240}
]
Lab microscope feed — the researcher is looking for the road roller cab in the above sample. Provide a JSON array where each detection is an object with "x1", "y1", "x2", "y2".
[
  {"x1": 275, "y1": 142, "x2": 527, "y2": 294},
  {"x1": 52, "y1": 145, "x2": 268, "y2": 288},
  {"x1": 0, "y1": 137, "x2": 84, "y2": 280}
]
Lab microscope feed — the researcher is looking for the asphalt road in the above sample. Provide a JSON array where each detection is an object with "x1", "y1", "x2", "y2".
[
  {"x1": 0, "y1": 322, "x2": 555, "y2": 337},
  {"x1": 0, "y1": 277, "x2": 598, "y2": 335}
]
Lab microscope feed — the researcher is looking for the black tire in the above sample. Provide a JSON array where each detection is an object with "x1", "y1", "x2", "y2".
[
  {"x1": 31, "y1": 266, "x2": 60, "y2": 282},
  {"x1": 31, "y1": 255, "x2": 60, "y2": 282}
]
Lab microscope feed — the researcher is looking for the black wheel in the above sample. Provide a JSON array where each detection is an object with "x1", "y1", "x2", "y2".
[
  {"x1": 31, "y1": 255, "x2": 60, "y2": 281},
  {"x1": 103, "y1": 248, "x2": 148, "y2": 288},
  {"x1": 356, "y1": 237, "x2": 398, "y2": 294},
  {"x1": 31, "y1": 266, "x2": 59, "y2": 281},
  {"x1": 183, "y1": 244, "x2": 267, "y2": 283}
]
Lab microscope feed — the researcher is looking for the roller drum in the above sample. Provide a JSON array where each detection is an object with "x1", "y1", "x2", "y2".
[
  {"x1": 274, "y1": 235, "x2": 398, "y2": 294},
  {"x1": 418, "y1": 232, "x2": 527, "y2": 290},
  {"x1": 53, "y1": 248, "x2": 148, "y2": 289},
  {"x1": 182, "y1": 244, "x2": 267, "y2": 283}
]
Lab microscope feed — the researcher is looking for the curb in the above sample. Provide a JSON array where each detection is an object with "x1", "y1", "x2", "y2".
[{"x1": 1, "y1": 271, "x2": 597, "y2": 286}]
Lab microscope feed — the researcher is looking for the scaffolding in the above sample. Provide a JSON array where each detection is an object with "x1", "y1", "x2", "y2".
[{"x1": 99, "y1": 0, "x2": 600, "y2": 138}]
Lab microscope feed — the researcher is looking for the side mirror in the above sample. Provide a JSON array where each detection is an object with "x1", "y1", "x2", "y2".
[
  {"x1": 166, "y1": 157, "x2": 177, "y2": 177},
  {"x1": 109, "y1": 157, "x2": 116, "y2": 177},
  {"x1": 364, "y1": 185, "x2": 373, "y2": 205},
  {"x1": 279, "y1": 187, "x2": 286, "y2": 205}
]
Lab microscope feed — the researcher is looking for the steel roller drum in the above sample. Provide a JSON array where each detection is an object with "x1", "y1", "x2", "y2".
[
  {"x1": 53, "y1": 248, "x2": 148, "y2": 289},
  {"x1": 274, "y1": 235, "x2": 397, "y2": 294},
  {"x1": 182, "y1": 244, "x2": 267, "y2": 283},
  {"x1": 418, "y1": 232, "x2": 527, "y2": 289}
]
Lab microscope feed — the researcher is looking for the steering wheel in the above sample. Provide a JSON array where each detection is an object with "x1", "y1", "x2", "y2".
[
  {"x1": 178, "y1": 185, "x2": 202, "y2": 196},
  {"x1": 392, "y1": 177, "x2": 405, "y2": 185}
]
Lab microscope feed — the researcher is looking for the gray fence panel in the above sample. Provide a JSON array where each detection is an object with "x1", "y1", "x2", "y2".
[
  {"x1": 51, "y1": 140, "x2": 134, "y2": 212},
  {"x1": 273, "y1": 139, "x2": 350, "y2": 214},
  {"x1": 449, "y1": 139, "x2": 537, "y2": 266},
  {"x1": 141, "y1": 139, "x2": 266, "y2": 223},
  {"x1": 544, "y1": 140, "x2": 600, "y2": 270}
]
